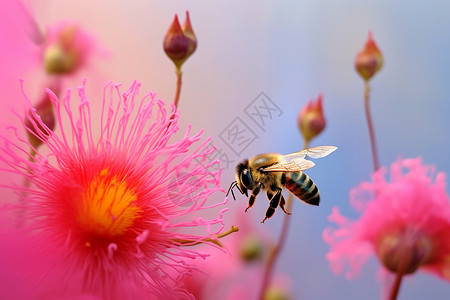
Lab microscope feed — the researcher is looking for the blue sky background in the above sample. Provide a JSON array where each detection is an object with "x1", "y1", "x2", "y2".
[{"x1": 15, "y1": 0, "x2": 450, "y2": 299}]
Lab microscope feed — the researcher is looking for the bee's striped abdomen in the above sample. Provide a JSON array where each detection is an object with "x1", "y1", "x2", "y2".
[{"x1": 283, "y1": 172, "x2": 320, "y2": 206}]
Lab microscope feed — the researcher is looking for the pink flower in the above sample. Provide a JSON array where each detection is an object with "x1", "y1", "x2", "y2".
[
  {"x1": 0, "y1": 226, "x2": 103, "y2": 300},
  {"x1": 323, "y1": 158, "x2": 450, "y2": 281},
  {"x1": 1, "y1": 2, "x2": 104, "y2": 77},
  {"x1": 0, "y1": 80, "x2": 227, "y2": 299},
  {"x1": 42, "y1": 22, "x2": 102, "y2": 75},
  {"x1": 0, "y1": 0, "x2": 42, "y2": 119},
  {"x1": 184, "y1": 204, "x2": 292, "y2": 300}
]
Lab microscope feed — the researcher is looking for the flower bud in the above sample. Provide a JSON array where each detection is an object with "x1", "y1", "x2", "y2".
[
  {"x1": 25, "y1": 81, "x2": 60, "y2": 150},
  {"x1": 181, "y1": 11, "x2": 197, "y2": 58},
  {"x1": 376, "y1": 229, "x2": 433, "y2": 275},
  {"x1": 163, "y1": 11, "x2": 197, "y2": 70},
  {"x1": 263, "y1": 284, "x2": 291, "y2": 300},
  {"x1": 44, "y1": 44, "x2": 76, "y2": 74},
  {"x1": 240, "y1": 235, "x2": 264, "y2": 262},
  {"x1": 43, "y1": 24, "x2": 94, "y2": 74},
  {"x1": 297, "y1": 94, "x2": 326, "y2": 144},
  {"x1": 354, "y1": 31, "x2": 383, "y2": 81}
]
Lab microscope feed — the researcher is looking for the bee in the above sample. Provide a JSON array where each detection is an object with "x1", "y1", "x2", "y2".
[{"x1": 227, "y1": 146, "x2": 337, "y2": 223}]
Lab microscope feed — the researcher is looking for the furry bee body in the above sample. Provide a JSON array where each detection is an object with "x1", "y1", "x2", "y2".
[{"x1": 227, "y1": 146, "x2": 337, "y2": 223}]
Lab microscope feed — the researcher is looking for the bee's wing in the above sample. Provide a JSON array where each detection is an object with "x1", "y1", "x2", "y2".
[
  {"x1": 261, "y1": 145, "x2": 337, "y2": 173},
  {"x1": 261, "y1": 158, "x2": 315, "y2": 172},
  {"x1": 282, "y1": 145, "x2": 338, "y2": 160}
]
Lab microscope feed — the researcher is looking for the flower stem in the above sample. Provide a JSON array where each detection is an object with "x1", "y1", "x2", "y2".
[
  {"x1": 389, "y1": 248, "x2": 411, "y2": 300},
  {"x1": 16, "y1": 151, "x2": 36, "y2": 228},
  {"x1": 303, "y1": 141, "x2": 310, "y2": 150},
  {"x1": 172, "y1": 225, "x2": 239, "y2": 247},
  {"x1": 389, "y1": 272, "x2": 404, "y2": 300},
  {"x1": 258, "y1": 192, "x2": 294, "y2": 300},
  {"x1": 364, "y1": 80, "x2": 380, "y2": 171},
  {"x1": 174, "y1": 67, "x2": 183, "y2": 109}
]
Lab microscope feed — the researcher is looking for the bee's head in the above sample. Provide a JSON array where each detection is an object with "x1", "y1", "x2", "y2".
[
  {"x1": 235, "y1": 159, "x2": 254, "y2": 196},
  {"x1": 226, "y1": 159, "x2": 253, "y2": 200}
]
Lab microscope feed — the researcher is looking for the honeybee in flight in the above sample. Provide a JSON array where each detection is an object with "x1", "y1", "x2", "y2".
[{"x1": 227, "y1": 146, "x2": 337, "y2": 223}]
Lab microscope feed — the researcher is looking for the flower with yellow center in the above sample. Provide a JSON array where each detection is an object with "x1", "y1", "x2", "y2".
[
  {"x1": 1, "y1": 80, "x2": 227, "y2": 299},
  {"x1": 78, "y1": 169, "x2": 142, "y2": 238},
  {"x1": 42, "y1": 22, "x2": 100, "y2": 75}
]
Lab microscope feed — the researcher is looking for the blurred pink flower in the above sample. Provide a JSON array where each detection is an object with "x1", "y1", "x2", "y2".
[
  {"x1": 0, "y1": 2, "x2": 104, "y2": 78},
  {"x1": 42, "y1": 21, "x2": 103, "y2": 75},
  {"x1": 0, "y1": 1, "x2": 106, "y2": 139},
  {"x1": 184, "y1": 205, "x2": 292, "y2": 300},
  {"x1": 0, "y1": 80, "x2": 227, "y2": 299},
  {"x1": 0, "y1": 0, "x2": 41, "y2": 114},
  {"x1": 323, "y1": 158, "x2": 450, "y2": 281},
  {"x1": 0, "y1": 227, "x2": 104, "y2": 300}
]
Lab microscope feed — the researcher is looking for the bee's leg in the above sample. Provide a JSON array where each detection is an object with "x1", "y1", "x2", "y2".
[
  {"x1": 261, "y1": 188, "x2": 282, "y2": 223},
  {"x1": 245, "y1": 183, "x2": 262, "y2": 213},
  {"x1": 266, "y1": 191, "x2": 273, "y2": 201},
  {"x1": 279, "y1": 195, "x2": 292, "y2": 215}
]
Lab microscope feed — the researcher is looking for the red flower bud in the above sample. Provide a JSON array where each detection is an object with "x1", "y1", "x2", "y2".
[
  {"x1": 354, "y1": 31, "x2": 383, "y2": 81},
  {"x1": 376, "y1": 229, "x2": 433, "y2": 275},
  {"x1": 163, "y1": 11, "x2": 197, "y2": 70},
  {"x1": 181, "y1": 11, "x2": 197, "y2": 58},
  {"x1": 25, "y1": 81, "x2": 60, "y2": 150},
  {"x1": 298, "y1": 94, "x2": 326, "y2": 144}
]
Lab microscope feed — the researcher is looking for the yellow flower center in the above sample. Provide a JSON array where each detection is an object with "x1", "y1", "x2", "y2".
[
  {"x1": 44, "y1": 26, "x2": 81, "y2": 74},
  {"x1": 78, "y1": 169, "x2": 142, "y2": 237},
  {"x1": 44, "y1": 44, "x2": 78, "y2": 74}
]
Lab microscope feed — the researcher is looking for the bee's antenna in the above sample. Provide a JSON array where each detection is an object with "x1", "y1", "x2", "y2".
[{"x1": 226, "y1": 181, "x2": 238, "y2": 201}]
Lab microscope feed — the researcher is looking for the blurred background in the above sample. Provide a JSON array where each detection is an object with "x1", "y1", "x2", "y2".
[{"x1": 2, "y1": 0, "x2": 450, "y2": 299}]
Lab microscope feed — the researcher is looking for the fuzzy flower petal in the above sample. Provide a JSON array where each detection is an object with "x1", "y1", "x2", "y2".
[
  {"x1": 42, "y1": 21, "x2": 104, "y2": 75},
  {"x1": 184, "y1": 204, "x2": 292, "y2": 300},
  {"x1": 323, "y1": 158, "x2": 450, "y2": 280},
  {"x1": 0, "y1": 80, "x2": 227, "y2": 299}
]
